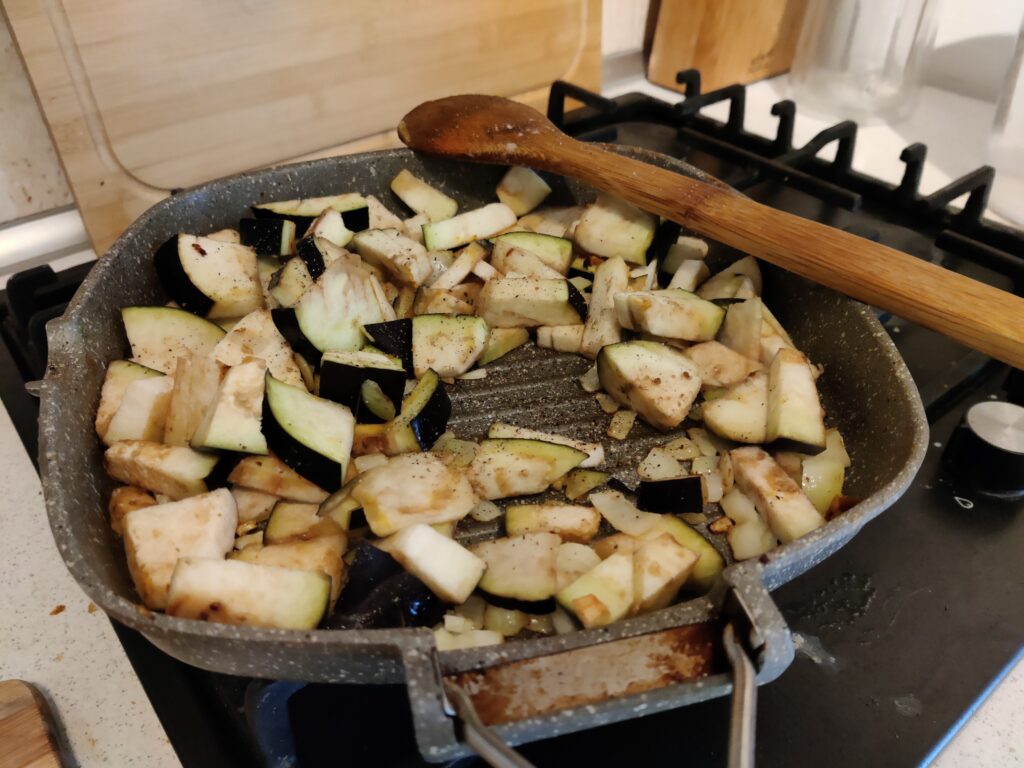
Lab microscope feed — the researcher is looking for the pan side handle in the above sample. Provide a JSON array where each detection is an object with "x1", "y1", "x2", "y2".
[{"x1": 401, "y1": 563, "x2": 793, "y2": 763}]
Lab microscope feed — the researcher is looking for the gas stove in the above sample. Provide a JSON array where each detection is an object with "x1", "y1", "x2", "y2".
[{"x1": 2, "y1": 72, "x2": 1022, "y2": 767}]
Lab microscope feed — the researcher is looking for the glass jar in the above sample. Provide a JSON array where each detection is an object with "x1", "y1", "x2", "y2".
[{"x1": 789, "y1": 0, "x2": 943, "y2": 123}]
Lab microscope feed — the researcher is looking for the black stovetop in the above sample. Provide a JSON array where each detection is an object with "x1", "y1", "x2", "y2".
[{"x1": 3, "y1": 72, "x2": 1022, "y2": 767}]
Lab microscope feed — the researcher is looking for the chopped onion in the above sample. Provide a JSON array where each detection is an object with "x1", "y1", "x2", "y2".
[
  {"x1": 664, "y1": 435, "x2": 701, "y2": 460},
  {"x1": 728, "y1": 519, "x2": 777, "y2": 561},
  {"x1": 458, "y1": 368, "x2": 487, "y2": 380},
  {"x1": 701, "y1": 470, "x2": 724, "y2": 503},
  {"x1": 451, "y1": 595, "x2": 486, "y2": 630},
  {"x1": 580, "y1": 365, "x2": 601, "y2": 393},
  {"x1": 607, "y1": 409, "x2": 637, "y2": 440},
  {"x1": 444, "y1": 613, "x2": 478, "y2": 634},
  {"x1": 527, "y1": 613, "x2": 556, "y2": 635},
  {"x1": 472, "y1": 260, "x2": 500, "y2": 281},
  {"x1": 719, "y1": 488, "x2": 759, "y2": 525},
  {"x1": 551, "y1": 606, "x2": 577, "y2": 635},
  {"x1": 590, "y1": 490, "x2": 660, "y2": 536},
  {"x1": 484, "y1": 604, "x2": 529, "y2": 637},
  {"x1": 469, "y1": 499, "x2": 503, "y2": 522},
  {"x1": 434, "y1": 627, "x2": 504, "y2": 651},
  {"x1": 556, "y1": 542, "x2": 602, "y2": 591},
  {"x1": 637, "y1": 447, "x2": 685, "y2": 481},
  {"x1": 719, "y1": 451, "x2": 734, "y2": 494},
  {"x1": 687, "y1": 427, "x2": 719, "y2": 457},
  {"x1": 691, "y1": 455, "x2": 719, "y2": 475},
  {"x1": 434, "y1": 436, "x2": 479, "y2": 468},
  {"x1": 354, "y1": 453, "x2": 388, "y2": 473},
  {"x1": 644, "y1": 259, "x2": 659, "y2": 291},
  {"x1": 595, "y1": 392, "x2": 620, "y2": 414}
]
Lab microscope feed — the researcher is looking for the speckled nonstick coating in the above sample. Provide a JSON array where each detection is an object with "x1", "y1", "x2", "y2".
[{"x1": 39, "y1": 147, "x2": 928, "y2": 760}]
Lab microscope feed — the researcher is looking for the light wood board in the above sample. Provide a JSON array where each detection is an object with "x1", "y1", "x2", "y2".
[
  {"x1": 0, "y1": 681, "x2": 63, "y2": 768},
  {"x1": 647, "y1": 0, "x2": 807, "y2": 93},
  {"x1": 5, "y1": 0, "x2": 600, "y2": 253}
]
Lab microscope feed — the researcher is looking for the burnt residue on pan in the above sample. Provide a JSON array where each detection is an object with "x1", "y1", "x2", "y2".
[{"x1": 450, "y1": 623, "x2": 720, "y2": 726}]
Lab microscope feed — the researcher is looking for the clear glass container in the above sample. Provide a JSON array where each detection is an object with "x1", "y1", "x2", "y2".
[
  {"x1": 789, "y1": 0, "x2": 942, "y2": 123},
  {"x1": 988, "y1": 20, "x2": 1024, "y2": 225}
]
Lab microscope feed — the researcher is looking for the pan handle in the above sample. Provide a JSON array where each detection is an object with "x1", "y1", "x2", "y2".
[
  {"x1": 442, "y1": 679, "x2": 537, "y2": 768},
  {"x1": 724, "y1": 622, "x2": 757, "y2": 768},
  {"x1": 432, "y1": 620, "x2": 759, "y2": 768},
  {"x1": 400, "y1": 562, "x2": 793, "y2": 763}
]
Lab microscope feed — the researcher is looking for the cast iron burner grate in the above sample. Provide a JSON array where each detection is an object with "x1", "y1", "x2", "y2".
[{"x1": 1, "y1": 72, "x2": 1022, "y2": 767}]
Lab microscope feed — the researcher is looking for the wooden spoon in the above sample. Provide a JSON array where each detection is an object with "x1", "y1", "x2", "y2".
[{"x1": 399, "y1": 95, "x2": 1024, "y2": 370}]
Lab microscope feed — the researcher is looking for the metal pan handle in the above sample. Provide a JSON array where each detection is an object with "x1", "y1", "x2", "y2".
[
  {"x1": 400, "y1": 563, "x2": 793, "y2": 764},
  {"x1": 435, "y1": 620, "x2": 759, "y2": 768}
]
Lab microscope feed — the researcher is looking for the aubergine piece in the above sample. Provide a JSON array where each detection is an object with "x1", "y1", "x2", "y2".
[
  {"x1": 607, "y1": 477, "x2": 636, "y2": 496},
  {"x1": 262, "y1": 374, "x2": 354, "y2": 492},
  {"x1": 252, "y1": 193, "x2": 369, "y2": 234},
  {"x1": 319, "y1": 349, "x2": 406, "y2": 423},
  {"x1": 476, "y1": 277, "x2": 588, "y2": 328},
  {"x1": 239, "y1": 218, "x2": 296, "y2": 257},
  {"x1": 154, "y1": 234, "x2": 262, "y2": 318},
  {"x1": 476, "y1": 591, "x2": 557, "y2": 615},
  {"x1": 636, "y1": 475, "x2": 704, "y2": 514},
  {"x1": 384, "y1": 369, "x2": 452, "y2": 453},
  {"x1": 271, "y1": 308, "x2": 321, "y2": 371},
  {"x1": 294, "y1": 234, "x2": 355, "y2": 281},
  {"x1": 326, "y1": 571, "x2": 447, "y2": 629},
  {"x1": 362, "y1": 318, "x2": 413, "y2": 376},
  {"x1": 268, "y1": 257, "x2": 313, "y2": 308},
  {"x1": 646, "y1": 219, "x2": 682, "y2": 274},
  {"x1": 332, "y1": 540, "x2": 404, "y2": 613},
  {"x1": 411, "y1": 314, "x2": 489, "y2": 378},
  {"x1": 360, "y1": 381, "x2": 396, "y2": 422},
  {"x1": 568, "y1": 256, "x2": 598, "y2": 281},
  {"x1": 295, "y1": 236, "x2": 329, "y2": 280},
  {"x1": 295, "y1": 258, "x2": 388, "y2": 354}
]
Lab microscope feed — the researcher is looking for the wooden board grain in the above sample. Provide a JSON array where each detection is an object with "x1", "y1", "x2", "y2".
[
  {"x1": 647, "y1": 0, "x2": 807, "y2": 93},
  {"x1": 0, "y1": 681, "x2": 63, "y2": 768},
  {"x1": 4, "y1": 0, "x2": 600, "y2": 253}
]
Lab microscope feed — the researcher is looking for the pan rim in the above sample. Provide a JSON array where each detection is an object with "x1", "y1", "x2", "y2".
[{"x1": 38, "y1": 146, "x2": 928, "y2": 652}]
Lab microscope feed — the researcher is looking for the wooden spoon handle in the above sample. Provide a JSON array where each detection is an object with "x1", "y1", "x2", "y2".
[{"x1": 551, "y1": 142, "x2": 1024, "y2": 370}]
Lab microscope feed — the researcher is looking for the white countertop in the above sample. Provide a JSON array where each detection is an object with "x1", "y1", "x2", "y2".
[
  {"x1": 0, "y1": 72, "x2": 1018, "y2": 767},
  {"x1": 0, "y1": 401, "x2": 181, "y2": 767}
]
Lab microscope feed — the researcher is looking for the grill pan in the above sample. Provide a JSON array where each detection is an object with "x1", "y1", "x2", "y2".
[{"x1": 38, "y1": 147, "x2": 928, "y2": 762}]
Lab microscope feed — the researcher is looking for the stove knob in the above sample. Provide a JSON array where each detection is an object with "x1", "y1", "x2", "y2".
[
  {"x1": 944, "y1": 400, "x2": 1024, "y2": 500},
  {"x1": 1005, "y1": 368, "x2": 1024, "y2": 407}
]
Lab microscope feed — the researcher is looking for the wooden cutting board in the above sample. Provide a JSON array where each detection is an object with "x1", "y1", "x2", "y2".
[
  {"x1": 646, "y1": 0, "x2": 807, "y2": 93},
  {"x1": 0, "y1": 681, "x2": 64, "y2": 768},
  {"x1": 6, "y1": 0, "x2": 601, "y2": 253}
]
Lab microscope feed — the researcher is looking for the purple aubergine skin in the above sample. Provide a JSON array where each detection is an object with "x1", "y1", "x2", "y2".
[
  {"x1": 318, "y1": 357, "x2": 406, "y2": 423},
  {"x1": 38, "y1": 147, "x2": 927, "y2": 761},
  {"x1": 362, "y1": 317, "x2": 414, "y2": 375}
]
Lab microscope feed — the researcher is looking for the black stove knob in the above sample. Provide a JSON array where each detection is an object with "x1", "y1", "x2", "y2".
[
  {"x1": 944, "y1": 400, "x2": 1024, "y2": 500},
  {"x1": 1005, "y1": 367, "x2": 1024, "y2": 407}
]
